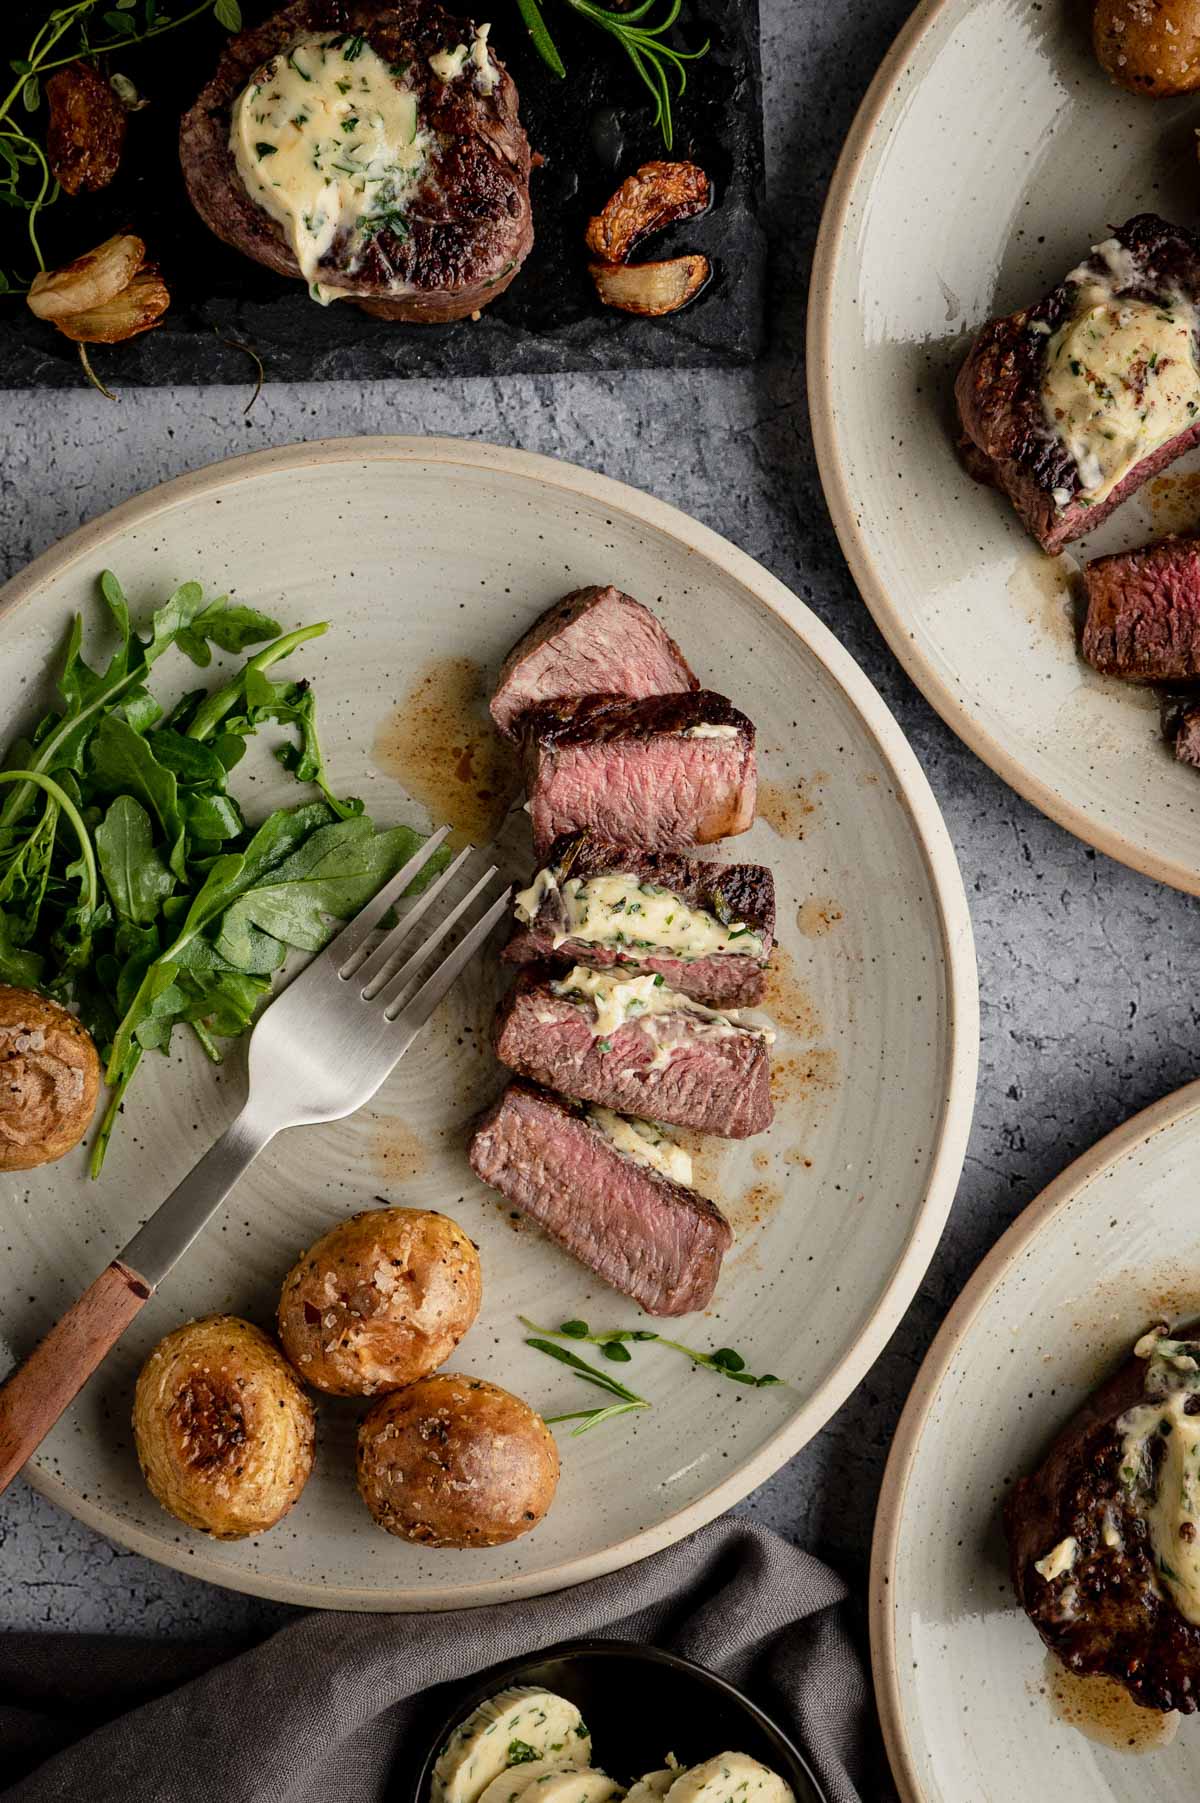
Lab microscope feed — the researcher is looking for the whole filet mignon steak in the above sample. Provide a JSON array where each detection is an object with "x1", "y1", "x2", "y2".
[
  {"x1": 506, "y1": 830, "x2": 775, "y2": 1007},
  {"x1": 179, "y1": 0, "x2": 532, "y2": 320},
  {"x1": 468, "y1": 1079, "x2": 731, "y2": 1315},
  {"x1": 957, "y1": 215, "x2": 1200, "y2": 553},
  {"x1": 522, "y1": 691, "x2": 757, "y2": 856},
  {"x1": 1005, "y1": 1325, "x2": 1200, "y2": 1714},
  {"x1": 490, "y1": 586, "x2": 698, "y2": 738},
  {"x1": 492, "y1": 966, "x2": 773, "y2": 1137}
]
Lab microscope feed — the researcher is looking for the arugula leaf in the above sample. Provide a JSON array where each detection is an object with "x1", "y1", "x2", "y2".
[
  {"x1": 0, "y1": 909, "x2": 43, "y2": 987},
  {"x1": 90, "y1": 715, "x2": 188, "y2": 880},
  {"x1": 95, "y1": 796, "x2": 174, "y2": 927},
  {"x1": 176, "y1": 598, "x2": 280, "y2": 668}
]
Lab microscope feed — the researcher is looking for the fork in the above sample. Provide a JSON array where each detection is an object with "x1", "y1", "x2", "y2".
[{"x1": 0, "y1": 827, "x2": 511, "y2": 1495}]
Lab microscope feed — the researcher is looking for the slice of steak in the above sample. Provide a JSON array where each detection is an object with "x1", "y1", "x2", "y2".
[
  {"x1": 1169, "y1": 701, "x2": 1200, "y2": 767},
  {"x1": 468, "y1": 1079, "x2": 731, "y2": 1315},
  {"x1": 956, "y1": 215, "x2": 1200, "y2": 553},
  {"x1": 180, "y1": 0, "x2": 532, "y2": 322},
  {"x1": 1082, "y1": 534, "x2": 1200, "y2": 679},
  {"x1": 1005, "y1": 1326, "x2": 1200, "y2": 1714},
  {"x1": 490, "y1": 586, "x2": 697, "y2": 738},
  {"x1": 504, "y1": 830, "x2": 774, "y2": 1007},
  {"x1": 522, "y1": 692, "x2": 757, "y2": 856},
  {"x1": 492, "y1": 967, "x2": 773, "y2": 1137}
]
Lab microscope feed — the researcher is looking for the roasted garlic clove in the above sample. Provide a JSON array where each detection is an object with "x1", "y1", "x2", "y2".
[
  {"x1": 585, "y1": 160, "x2": 710, "y2": 264},
  {"x1": 27, "y1": 233, "x2": 146, "y2": 322},
  {"x1": 51, "y1": 267, "x2": 170, "y2": 344},
  {"x1": 589, "y1": 253, "x2": 711, "y2": 317},
  {"x1": 45, "y1": 61, "x2": 127, "y2": 197}
]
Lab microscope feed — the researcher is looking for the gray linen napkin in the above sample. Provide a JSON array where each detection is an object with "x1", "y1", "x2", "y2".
[{"x1": 0, "y1": 1519, "x2": 874, "y2": 1803}]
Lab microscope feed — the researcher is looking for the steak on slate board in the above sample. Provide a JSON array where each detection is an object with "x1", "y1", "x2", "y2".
[
  {"x1": 521, "y1": 691, "x2": 757, "y2": 856},
  {"x1": 180, "y1": 0, "x2": 532, "y2": 321},
  {"x1": 505, "y1": 830, "x2": 774, "y2": 1006},
  {"x1": 492, "y1": 966, "x2": 772, "y2": 1137},
  {"x1": 956, "y1": 215, "x2": 1200, "y2": 553},
  {"x1": 490, "y1": 586, "x2": 697, "y2": 738},
  {"x1": 468, "y1": 1078, "x2": 731, "y2": 1314}
]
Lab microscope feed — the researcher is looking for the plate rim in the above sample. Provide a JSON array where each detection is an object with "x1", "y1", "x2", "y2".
[
  {"x1": 805, "y1": 0, "x2": 1200, "y2": 900},
  {"x1": 3, "y1": 433, "x2": 980, "y2": 1611},
  {"x1": 869, "y1": 1076, "x2": 1200, "y2": 1802}
]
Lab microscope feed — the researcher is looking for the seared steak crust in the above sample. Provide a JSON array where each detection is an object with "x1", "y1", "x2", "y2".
[
  {"x1": 504, "y1": 830, "x2": 774, "y2": 1006},
  {"x1": 522, "y1": 691, "x2": 757, "y2": 856},
  {"x1": 956, "y1": 215, "x2": 1200, "y2": 552},
  {"x1": 493, "y1": 968, "x2": 772, "y2": 1137},
  {"x1": 468, "y1": 1078, "x2": 731, "y2": 1315},
  {"x1": 179, "y1": 0, "x2": 533, "y2": 321},
  {"x1": 1005, "y1": 1341, "x2": 1200, "y2": 1713},
  {"x1": 491, "y1": 586, "x2": 697, "y2": 738},
  {"x1": 1083, "y1": 534, "x2": 1200, "y2": 679}
]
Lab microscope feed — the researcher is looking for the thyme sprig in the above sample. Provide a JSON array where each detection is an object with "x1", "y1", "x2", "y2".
[
  {"x1": 516, "y1": 0, "x2": 708, "y2": 151},
  {"x1": 522, "y1": 1317, "x2": 783, "y2": 1388},
  {"x1": 1, "y1": 0, "x2": 242, "y2": 294},
  {"x1": 524, "y1": 1331, "x2": 651, "y2": 1435}
]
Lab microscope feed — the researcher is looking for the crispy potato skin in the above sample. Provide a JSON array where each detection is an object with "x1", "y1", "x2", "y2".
[
  {"x1": 356, "y1": 1373, "x2": 559, "y2": 1547},
  {"x1": 584, "y1": 160, "x2": 709, "y2": 262},
  {"x1": 133, "y1": 1316, "x2": 315, "y2": 1540},
  {"x1": 46, "y1": 62, "x2": 126, "y2": 195},
  {"x1": 0, "y1": 986, "x2": 99, "y2": 1171},
  {"x1": 1094, "y1": 0, "x2": 1200, "y2": 95},
  {"x1": 588, "y1": 254, "x2": 711, "y2": 317},
  {"x1": 277, "y1": 1206, "x2": 482, "y2": 1396}
]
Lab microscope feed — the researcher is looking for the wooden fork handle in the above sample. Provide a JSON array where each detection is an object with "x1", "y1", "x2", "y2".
[{"x1": 0, "y1": 1259, "x2": 152, "y2": 1494}]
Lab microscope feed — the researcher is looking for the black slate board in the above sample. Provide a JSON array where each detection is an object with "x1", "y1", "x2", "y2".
[{"x1": 1, "y1": 0, "x2": 765, "y2": 389}]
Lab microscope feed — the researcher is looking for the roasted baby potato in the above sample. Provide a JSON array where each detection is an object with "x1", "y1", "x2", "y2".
[
  {"x1": 277, "y1": 1206, "x2": 482, "y2": 1396},
  {"x1": 133, "y1": 1316, "x2": 315, "y2": 1540},
  {"x1": 585, "y1": 160, "x2": 710, "y2": 263},
  {"x1": 0, "y1": 986, "x2": 99, "y2": 1171},
  {"x1": 1094, "y1": 0, "x2": 1200, "y2": 95},
  {"x1": 356, "y1": 1373, "x2": 559, "y2": 1548},
  {"x1": 589, "y1": 254, "x2": 711, "y2": 318},
  {"x1": 45, "y1": 61, "x2": 126, "y2": 195}
]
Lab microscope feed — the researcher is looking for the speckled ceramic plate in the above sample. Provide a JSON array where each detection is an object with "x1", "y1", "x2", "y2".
[
  {"x1": 0, "y1": 437, "x2": 977, "y2": 1611},
  {"x1": 873, "y1": 1080, "x2": 1200, "y2": 1801},
  {"x1": 810, "y1": 0, "x2": 1200, "y2": 894}
]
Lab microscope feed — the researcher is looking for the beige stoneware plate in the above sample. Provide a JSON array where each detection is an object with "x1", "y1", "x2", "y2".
[
  {"x1": 810, "y1": 0, "x2": 1200, "y2": 893},
  {"x1": 0, "y1": 436, "x2": 976, "y2": 1610},
  {"x1": 873, "y1": 1080, "x2": 1200, "y2": 1802}
]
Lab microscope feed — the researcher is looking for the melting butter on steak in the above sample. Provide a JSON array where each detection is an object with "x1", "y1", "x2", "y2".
[
  {"x1": 1006, "y1": 1323, "x2": 1200, "y2": 1713},
  {"x1": 180, "y1": 0, "x2": 533, "y2": 320}
]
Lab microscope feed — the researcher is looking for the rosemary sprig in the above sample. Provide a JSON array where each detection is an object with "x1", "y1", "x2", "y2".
[
  {"x1": 1, "y1": 0, "x2": 241, "y2": 293},
  {"x1": 522, "y1": 1317, "x2": 784, "y2": 1388},
  {"x1": 517, "y1": 0, "x2": 708, "y2": 151}
]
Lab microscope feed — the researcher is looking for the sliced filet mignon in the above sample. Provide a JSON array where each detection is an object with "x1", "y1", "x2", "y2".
[
  {"x1": 1167, "y1": 698, "x2": 1200, "y2": 767},
  {"x1": 956, "y1": 215, "x2": 1200, "y2": 553},
  {"x1": 505, "y1": 830, "x2": 774, "y2": 1007},
  {"x1": 179, "y1": 0, "x2": 532, "y2": 321},
  {"x1": 492, "y1": 966, "x2": 773, "y2": 1137},
  {"x1": 522, "y1": 691, "x2": 757, "y2": 857},
  {"x1": 490, "y1": 586, "x2": 697, "y2": 738},
  {"x1": 1005, "y1": 1326, "x2": 1200, "y2": 1714},
  {"x1": 468, "y1": 1079, "x2": 731, "y2": 1315},
  {"x1": 1083, "y1": 534, "x2": 1200, "y2": 679}
]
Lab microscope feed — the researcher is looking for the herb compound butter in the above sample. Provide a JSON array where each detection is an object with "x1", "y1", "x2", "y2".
[
  {"x1": 664, "y1": 1752, "x2": 795, "y2": 1803},
  {"x1": 550, "y1": 967, "x2": 773, "y2": 1065},
  {"x1": 1042, "y1": 247, "x2": 1200, "y2": 509},
  {"x1": 514, "y1": 867, "x2": 763, "y2": 962},
  {"x1": 431, "y1": 1688, "x2": 590, "y2": 1803},
  {"x1": 587, "y1": 1107, "x2": 694, "y2": 1186},
  {"x1": 1034, "y1": 1536, "x2": 1079, "y2": 1582},
  {"x1": 1118, "y1": 1334, "x2": 1200, "y2": 1625},
  {"x1": 231, "y1": 32, "x2": 432, "y2": 304}
]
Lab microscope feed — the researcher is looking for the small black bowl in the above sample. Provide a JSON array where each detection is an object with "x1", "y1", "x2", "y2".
[{"x1": 408, "y1": 1638, "x2": 827, "y2": 1802}]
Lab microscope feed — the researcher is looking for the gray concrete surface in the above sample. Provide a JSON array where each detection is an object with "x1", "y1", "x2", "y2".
[{"x1": 1, "y1": 0, "x2": 1198, "y2": 1666}]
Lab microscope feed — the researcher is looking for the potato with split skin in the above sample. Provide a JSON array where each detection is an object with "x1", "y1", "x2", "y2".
[
  {"x1": 277, "y1": 1207, "x2": 482, "y2": 1396},
  {"x1": 0, "y1": 985, "x2": 100, "y2": 1171},
  {"x1": 1094, "y1": 0, "x2": 1200, "y2": 95},
  {"x1": 133, "y1": 1316, "x2": 315, "y2": 1539},
  {"x1": 356, "y1": 1373, "x2": 559, "y2": 1547}
]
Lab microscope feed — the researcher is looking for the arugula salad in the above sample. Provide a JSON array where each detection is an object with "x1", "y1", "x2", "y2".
[{"x1": 0, "y1": 569, "x2": 443, "y2": 1175}]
